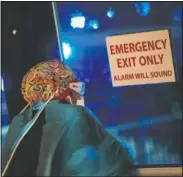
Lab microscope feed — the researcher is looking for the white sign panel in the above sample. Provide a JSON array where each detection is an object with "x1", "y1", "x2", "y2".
[{"x1": 106, "y1": 29, "x2": 176, "y2": 87}]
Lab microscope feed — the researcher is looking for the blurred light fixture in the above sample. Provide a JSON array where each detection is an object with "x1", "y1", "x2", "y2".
[
  {"x1": 70, "y1": 13, "x2": 86, "y2": 29},
  {"x1": 12, "y1": 29, "x2": 17, "y2": 35},
  {"x1": 107, "y1": 8, "x2": 115, "y2": 18},
  {"x1": 1, "y1": 77, "x2": 4, "y2": 91},
  {"x1": 89, "y1": 20, "x2": 99, "y2": 30},
  {"x1": 174, "y1": 9, "x2": 181, "y2": 22},
  {"x1": 62, "y1": 42, "x2": 72, "y2": 60},
  {"x1": 134, "y1": 2, "x2": 150, "y2": 16}
]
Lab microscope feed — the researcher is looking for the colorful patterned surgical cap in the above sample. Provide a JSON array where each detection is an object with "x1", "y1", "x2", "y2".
[{"x1": 21, "y1": 59, "x2": 83, "y2": 106}]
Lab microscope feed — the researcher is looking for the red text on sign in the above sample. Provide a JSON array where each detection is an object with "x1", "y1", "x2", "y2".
[{"x1": 110, "y1": 39, "x2": 167, "y2": 55}]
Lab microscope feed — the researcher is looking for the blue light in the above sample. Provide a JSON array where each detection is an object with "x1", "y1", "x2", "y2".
[
  {"x1": 89, "y1": 20, "x2": 99, "y2": 30},
  {"x1": 174, "y1": 9, "x2": 181, "y2": 22},
  {"x1": 134, "y1": 2, "x2": 150, "y2": 17},
  {"x1": 107, "y1": 8, "x2": 115, "y2": 18},
  {"x1": 93, "y1": 23, "x2": 99, "y2": 30},
  {"x1": 1, "y1": 77, "x2": 4, "y2": 92},
  {"x1": 70, "y1": 13, "x2": 86, "y2": 29},
  {"x1": 62, "y1": 42, "x2": 71, "y2": 60}
]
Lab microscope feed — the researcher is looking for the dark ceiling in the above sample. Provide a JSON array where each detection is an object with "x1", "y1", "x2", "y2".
[{"x1": 56, "y1": 2, "x2": 181, "y2": 31}]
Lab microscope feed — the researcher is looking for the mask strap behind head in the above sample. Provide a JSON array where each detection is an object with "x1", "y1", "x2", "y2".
[
  {"x1": 19, "y1": 89, "x2": 59, "y2": 115},
  {"x1": 19, "y1": 104, "x2": 30, "y2": 115},
  {"x1": 31, "y1": 91, "x2": 56, "y2": 122}
]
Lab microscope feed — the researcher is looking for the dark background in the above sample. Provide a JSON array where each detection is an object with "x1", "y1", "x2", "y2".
[
  {"x1": 1, "y1": 2, "x2": 182, "y2": 166},
  {"x1": 2, "y1": 2, "x2": 58, "y2": 120}
]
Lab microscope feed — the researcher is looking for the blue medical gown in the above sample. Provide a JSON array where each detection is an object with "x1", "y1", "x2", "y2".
[{"x1": 2, "y1": 101, "x2": 136, "y2": 176}]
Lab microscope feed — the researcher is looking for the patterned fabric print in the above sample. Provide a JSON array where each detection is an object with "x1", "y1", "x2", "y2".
[{"x1": 21, "y1": 59, "x2": 77, "y2": 105}]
